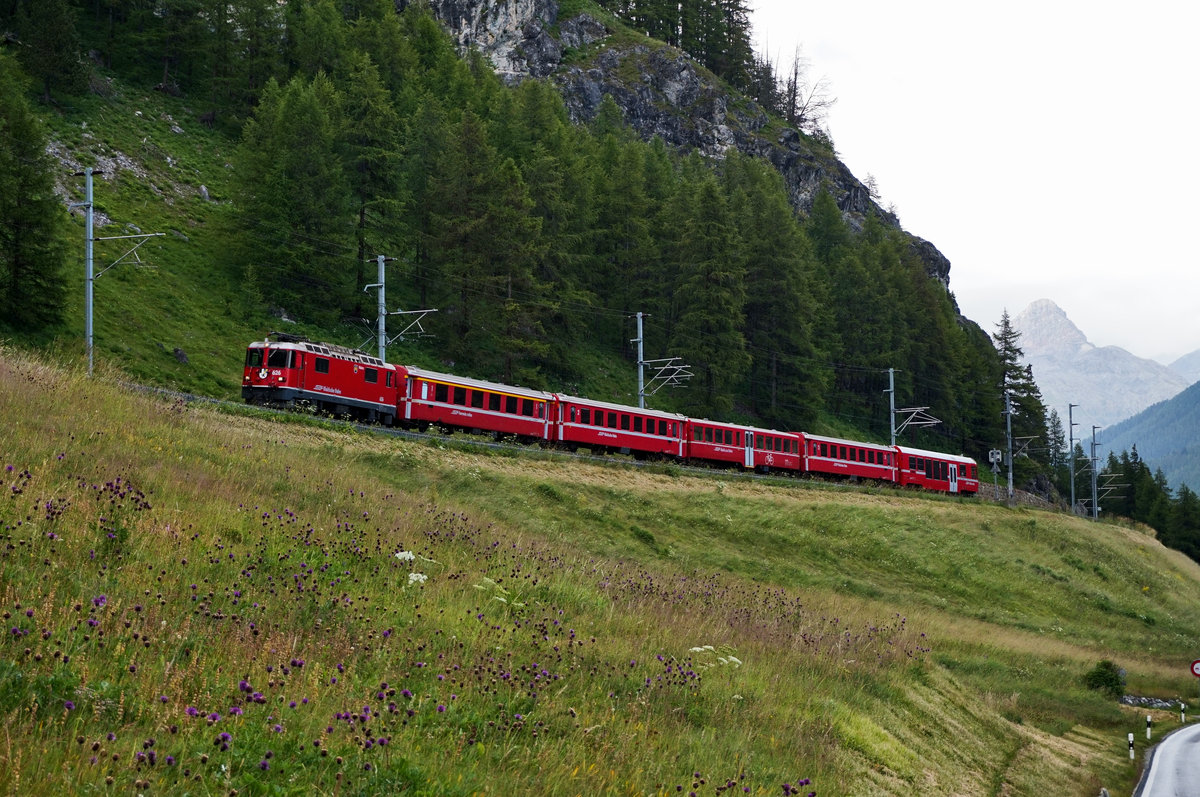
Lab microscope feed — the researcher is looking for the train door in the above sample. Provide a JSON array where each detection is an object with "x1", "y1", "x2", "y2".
[
  {"x1": 948, "y1": 463, "x2": 959, "y2": 494},
  {"x1": 744, "y1": 432, "x2": 755, "y2": 469}
]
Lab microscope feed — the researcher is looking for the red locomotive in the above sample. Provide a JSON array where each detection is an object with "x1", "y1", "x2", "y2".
[{"x1": 242, "y1": 335, "x2": 979, "y2": 495}]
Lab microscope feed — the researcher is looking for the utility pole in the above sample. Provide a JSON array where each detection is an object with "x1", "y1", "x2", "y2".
[
  {"x1": 1068, "y1": 403, "x2": 1080, "y2": 514},
  {"x1": 361, "y1": 255, "x2": 436, "y2": 362},
  {"x1": 634, "y1": 312, "x2": 646, "y2": 409},
  {"x1": 68, "y1": 167, "x2": 163, "y2": 377},
  {"x1": 1091, "y1": 425, "x2": 1102, "y2": 520},
  {"x1": 1004, "y1": 393, "x2": 1014, "y2": 501},
  {"x1": 885, "y1": 367, "x2": 939, "y2": 446},
  {"x1": 363, "y1": 254, "x2": 393, "y2": 361},
  {"x1": 631, "y1": 311, "x2": 691, "y2": 407},
  {"x1": 887, "y1": 368, "x2": 896, "y2": 446}
]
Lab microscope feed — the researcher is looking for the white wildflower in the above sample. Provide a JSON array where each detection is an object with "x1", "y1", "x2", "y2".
[
  {"x1": 408, "y1": 572, "x2": 427, "y2": 585},
  {"x1": 395, "y1": 551, "x2": 416, "y2": 561}
]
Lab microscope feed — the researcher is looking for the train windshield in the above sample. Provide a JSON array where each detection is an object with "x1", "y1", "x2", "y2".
[
  {"x1": 267, "y1": 349, "x2": 293, "y2": 368},
  {"x1": 245, "y1": 349, "x2": 263, "y2": 368}
]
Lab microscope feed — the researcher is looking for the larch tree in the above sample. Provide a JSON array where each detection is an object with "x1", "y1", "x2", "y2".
[
  {"x1": 994, "y1": 310, "x2": 1049, "y2": 465},
  {"x1": 0, "y1": 53, "x2": 68, "y2": 333},
  {"x1": 667, "y1": 169, "x2": 749, "y2": 417}
]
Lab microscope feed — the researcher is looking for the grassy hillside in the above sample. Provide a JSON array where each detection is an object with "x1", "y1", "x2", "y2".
[{"x1": 3, "y1": 346, "x2": 1199, "y2": 796}]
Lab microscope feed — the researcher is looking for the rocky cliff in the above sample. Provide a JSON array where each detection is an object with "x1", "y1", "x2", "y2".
[{"x1": 412, "y1": 0, "x2": 953, "y2": 288}]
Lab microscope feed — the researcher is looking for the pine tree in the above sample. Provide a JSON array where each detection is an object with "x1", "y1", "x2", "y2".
[{"x1": 0, "y1": 53, "x2": 68, "y2": 333}]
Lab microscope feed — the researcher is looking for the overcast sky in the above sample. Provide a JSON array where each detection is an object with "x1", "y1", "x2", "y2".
[{"x1": 749, "y1": 0, "x2": 1200, "y2": 364}]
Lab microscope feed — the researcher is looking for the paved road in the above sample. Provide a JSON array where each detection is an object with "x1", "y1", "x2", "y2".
[{"x1": 1136, "y1": 723, "x2": 1200, "y2": 796}]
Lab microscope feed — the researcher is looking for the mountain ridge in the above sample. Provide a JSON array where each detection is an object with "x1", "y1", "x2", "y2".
[
  {"x1": 1013, "y1": 299, "x2": 1189, "y2": 429},
  {"x1": 417, "y1": 0, "x2": 956, "y2": 289}
]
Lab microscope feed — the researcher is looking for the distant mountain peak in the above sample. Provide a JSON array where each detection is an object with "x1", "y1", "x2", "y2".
[
  {"x1": 1013, "y1": 299, "x2": 1188, "y2": 428},
  {"x1": 1014, "y1": 299, "x2": 1092, "y2": 357}
]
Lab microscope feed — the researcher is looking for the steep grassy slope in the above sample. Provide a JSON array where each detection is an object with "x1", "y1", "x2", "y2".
[
  {"x1": 39, "y1": 83, "x2": 257, "y2": 395},
  {"x1": 2, "y1": 347, "x2": 1197, "y2": 795}
]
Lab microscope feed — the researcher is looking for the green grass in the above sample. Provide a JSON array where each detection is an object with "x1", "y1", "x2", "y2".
[{"x1": 2, "y1": 346, "x2": 1196, "y2": 795}]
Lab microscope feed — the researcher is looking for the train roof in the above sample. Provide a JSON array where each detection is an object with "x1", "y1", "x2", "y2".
[
  {"x1": 403, "y1": 366, "x2": 555, "y2": 400},
  {"x1": 685, "y1": 417, "x2": 800, "y2": 437},
  {"x1": 554, "y1": 394, "x2": 686, "y2": 419},
  {"x1": 894, "y1": 444, "x2": 976, "y2": 464},
  {"x1": 248, "y1": 338, "x2": 390, "y2": 368},
  {"x1": 802, "y1": 432, "x2": 893, "y2": 450}
]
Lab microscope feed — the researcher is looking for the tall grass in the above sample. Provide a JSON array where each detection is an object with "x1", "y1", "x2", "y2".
[{"x1": 1, "y1": 346, "x2": 1196, "y2": 795}]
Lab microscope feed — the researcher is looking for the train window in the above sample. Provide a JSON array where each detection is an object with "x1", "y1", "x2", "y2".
[
  {"x1": 246, "y1": 349, "x2": 263, "y2": 367},
  {"x1": 704, "y1": 427, "x2": 713, "y2": 443},
  {"x1": 488, "y1": 393, "x2": 501, "y2": 411},
  {"x1": 693, "y1": 428, "x2": 702, "y2": 442},
  {"x1": 537, "y1": 403, "x2": 544, "y2": 419},
  {"x1": 365, "y1": 368, "x2": 378, "y2": 384},
  {"x1": 618, "y1": 414, "x2": 628, "y2": 431},
  {"x1": 506, "y1": 395, "x2": 518, "y2": 414},
  {"x1": 521, "y1": 400, "x2": 534, "y2": 417},
  {"x1": 471, "y1": 391, "x2": 484, "y2": 408},
  {"x1": 579, "y1": 408, "x2": 590, "y2": 424},
  {"x1": 267, "y1": 349, "x2": 290, "y2": 367},
  {"x1": 633, "y1": 417, "x2": 642, "y2": 433},
  {"x1": 654, "y1": 420, "x2": 663, "y2": 437},
  {"x1": 315, "y1": 357, "x2": 330, "y2": 374},
  {"x1": 670, "y1": 423, "x2": 677, "y2": 437},
  {"x1": 385, "y1": 372, "x2": 393, "y2": 387},
  {"x1": 607, "y1": 412, "x2": 617, "y2": 429},
  {"x1": 868, "y1": 450, "x2": 875, "y2": 464},
  {"x1": 453, "y1": 386, "x2": 466, "y2": 405},
  {"x1": 434, "y1": 383, "x2": 447, "y2": 403}
]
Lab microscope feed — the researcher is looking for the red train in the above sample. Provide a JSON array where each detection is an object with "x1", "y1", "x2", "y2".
[{"x1": 243, "y1": 335, "x2": 979, "y2": 495}]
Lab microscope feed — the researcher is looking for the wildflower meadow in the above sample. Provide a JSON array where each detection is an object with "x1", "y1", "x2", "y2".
[{"x1": 3, "y1": 347, "x2": 1199, "y2": 795}]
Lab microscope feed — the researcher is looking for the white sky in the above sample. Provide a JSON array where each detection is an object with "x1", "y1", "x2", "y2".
[{"x1": 750, "y1": 0, "x2": 1200, "y2": 364}]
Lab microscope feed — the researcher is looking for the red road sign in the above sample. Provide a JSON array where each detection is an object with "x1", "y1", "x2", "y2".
[{"x1": 1191, "y1": 660, "x2": 1200, "y2": 677}]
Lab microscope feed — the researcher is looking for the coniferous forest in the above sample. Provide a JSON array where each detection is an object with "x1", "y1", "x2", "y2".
[{"x1": 4, "y1": 0, "x2": 1200, "y2": 555}]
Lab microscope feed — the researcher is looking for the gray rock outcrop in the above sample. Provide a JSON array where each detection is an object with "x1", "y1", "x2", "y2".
[{"x1": 413, "y1": 0, "x2": 953, "y2": 288}]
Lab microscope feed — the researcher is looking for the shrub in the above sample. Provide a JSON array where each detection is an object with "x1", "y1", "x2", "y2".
[{"x1": 1083, "y1": 660, "x2": 1125, "y2": 698}]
